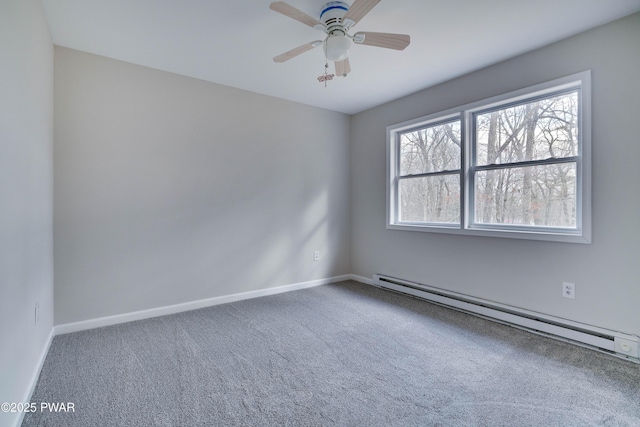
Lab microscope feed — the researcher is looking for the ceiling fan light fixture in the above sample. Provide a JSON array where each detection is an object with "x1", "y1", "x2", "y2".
[{"x1": 324, "y1": 35, "x2": 350, "y2": 61}]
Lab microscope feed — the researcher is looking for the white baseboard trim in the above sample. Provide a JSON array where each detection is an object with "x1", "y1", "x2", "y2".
[
  {"x1": 348, "y1": 274, "x2": 373, "y2": 285},
  {"x1": 13, "y1": 328, "x2": 55, "y2": 427},
  {"x1": 55, "y1": 274, "x2": 352, "y2": 335}
]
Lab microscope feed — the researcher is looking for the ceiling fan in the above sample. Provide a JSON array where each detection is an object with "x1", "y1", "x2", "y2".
[{"x1": 270, "y1": 0, "x2": 410, "y2": 78}]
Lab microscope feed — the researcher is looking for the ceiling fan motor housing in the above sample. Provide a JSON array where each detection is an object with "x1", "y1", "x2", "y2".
[{"x1": 319, "y1": 1, "x2": 349, "y2": 27}]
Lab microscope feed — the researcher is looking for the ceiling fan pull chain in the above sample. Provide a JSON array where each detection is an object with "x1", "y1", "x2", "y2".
[{"x1": 317, "y1": 61, "x2": 334, "y2": 87}]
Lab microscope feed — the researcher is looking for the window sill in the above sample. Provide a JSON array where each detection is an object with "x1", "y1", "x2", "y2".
[{"x1": 387, "y1": 223, "x2": 591, "y2": 244}]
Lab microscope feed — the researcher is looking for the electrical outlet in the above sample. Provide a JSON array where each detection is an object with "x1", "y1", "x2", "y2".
[
  {"x1": 35, "y1": 302, "x2": 40, "y2": 325},
  {"x1": 562, "y1": 282, "x2": 575, "y2": 299},
  {"x1": 314, "y1": 250, "x2": 320, "y2": 261}
]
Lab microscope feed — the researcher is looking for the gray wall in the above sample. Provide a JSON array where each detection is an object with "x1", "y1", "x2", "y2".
[
  {"x1": 0, "y1": 0, "x2": 54, "y2": 421},
  {"x1": 54, "y1": 47, "x2": 351, "y2": 324},
  {"x1": 351, "y1": 13, "x2": 640, "y2": 336}
]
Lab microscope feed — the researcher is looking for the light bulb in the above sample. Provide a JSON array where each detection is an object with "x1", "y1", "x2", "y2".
[{"x1": 324, "y1": 35, "x2": 350, "y2": 62}]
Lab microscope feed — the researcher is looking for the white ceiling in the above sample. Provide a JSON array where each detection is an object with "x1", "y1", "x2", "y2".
[{"x1": 41, "y1": 0, "x2": 640, "y2": 114}]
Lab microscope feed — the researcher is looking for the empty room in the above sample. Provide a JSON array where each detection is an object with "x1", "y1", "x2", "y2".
[{"x1": 2, "y1": 0, "x2": 640, "y2": 425}]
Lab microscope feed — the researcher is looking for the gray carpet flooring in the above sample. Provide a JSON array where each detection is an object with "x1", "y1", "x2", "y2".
[{"x1": 23, "y1": 281, "x2": 640, "y2": 426}]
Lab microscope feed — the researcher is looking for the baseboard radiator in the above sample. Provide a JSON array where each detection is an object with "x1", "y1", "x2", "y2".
[{"x1": 373, "y1": 274, "x2": 639, "y2": 362}]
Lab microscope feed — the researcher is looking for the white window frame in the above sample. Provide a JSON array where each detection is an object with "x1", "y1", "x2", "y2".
[{"x1": 387, "y1": 71, "x2": 591, "y2": 244}]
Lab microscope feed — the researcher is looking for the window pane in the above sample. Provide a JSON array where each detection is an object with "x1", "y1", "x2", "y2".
[
  {"x1": 399, "y1": 175, "x2": 460, "y2": 223},
  {"x1": 399, "y1": 121, "x2": 460, "y2": 175},
  {"x1": 474, "y1": 163, "x2": 577, "y2": 227},
  {"x1": 475, "y1": 91, "x2": 578, "y2": 166}
]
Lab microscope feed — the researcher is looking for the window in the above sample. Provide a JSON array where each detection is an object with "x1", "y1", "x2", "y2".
[
  {"x1": 397, "y1": 118, "x2": 461, "y2": 224},
  {"x1": 387, "y1": 71, "x2": 591, "y2": 243}
]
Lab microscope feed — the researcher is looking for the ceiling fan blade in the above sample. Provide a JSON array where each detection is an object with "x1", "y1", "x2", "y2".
[
  {"x1": 342, "y1": 0, "x2": 381, "y2": 28},
  {"x1": 270, "y1": 2, "x2": 325, "y2": 30},
  {"x1": 353, "y1": 32, "x2": 410, "y2": 50},
  {"x1": 273, "y1": 40, "x2": 323, "y2": 63},
  {"x1": 335, "y1": 58, "x2": 351, "y2": 77}
]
